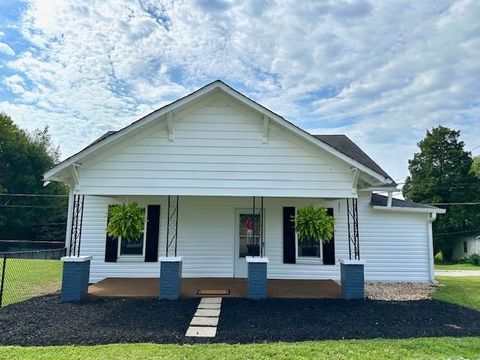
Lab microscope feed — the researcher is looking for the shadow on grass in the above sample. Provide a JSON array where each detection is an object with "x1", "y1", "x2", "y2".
[{"x1": 0, "y1": 295, "x2": 479, "y2": 346}]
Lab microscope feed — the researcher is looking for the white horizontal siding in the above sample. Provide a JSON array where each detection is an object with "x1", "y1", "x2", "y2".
[
  {"x1": 452, "y1": 238, "x2": 480, "y2": 260},
  {"x1": 80, "y1": 194, "x2": 432, "y2": 283},
  {"x1": 76, "y1": 95, "x2": 354, "y2": 198},
  {"x1": 80, "y1": 195, "x2": 166, "y2": 281},
  {"x1": 358, "y1": 194, "x2": 431, "y2": 282}
]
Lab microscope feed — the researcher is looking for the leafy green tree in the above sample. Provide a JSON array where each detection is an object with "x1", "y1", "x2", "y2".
[
  {"x1": 472, "y1": 155, "x2": 480, "y2": 179},
  {"x1": 403, "y1": 126, "x2": 480, "y2": 260},
  {"x1": 0, "y1": 113, "x2": 68, "y2": 242}
]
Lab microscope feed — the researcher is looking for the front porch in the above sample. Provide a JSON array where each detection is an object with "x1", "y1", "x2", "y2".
[
  {"x1": 61, "y1": 194, "x2": 365, "y2": 302},
  {"x1": 88, "y1": 277, "x2": 342, "y2": 299}
]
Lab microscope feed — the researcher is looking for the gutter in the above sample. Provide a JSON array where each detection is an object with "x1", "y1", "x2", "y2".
[
  {"x1": 372, "y1": 206, "x2": 446, "y2": 214},
  {"x1": 428, "y1": 212, "x2": 437, "y2": 283}
]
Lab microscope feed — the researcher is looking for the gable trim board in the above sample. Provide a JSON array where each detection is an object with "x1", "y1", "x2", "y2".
[{"x1": 44, "y1": 80, "x2": 394, "y2": 186}]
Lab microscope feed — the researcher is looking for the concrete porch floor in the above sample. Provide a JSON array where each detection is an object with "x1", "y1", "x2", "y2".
[{"x1": 88, "y1": 278, "x2": 342, "y2": 299}]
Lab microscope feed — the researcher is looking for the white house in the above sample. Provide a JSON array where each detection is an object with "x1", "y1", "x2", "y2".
[
  {"x1": 44, "y1": 80, "x2": 446, "y2": 301},
  {"x1": 452, "y1": 234, "x2": 480, "y2": 260}
]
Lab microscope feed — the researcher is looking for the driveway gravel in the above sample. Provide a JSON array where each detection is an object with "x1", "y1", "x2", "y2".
[{"x1": 366, "y1": 282, "x2": 435, "y2": 301}]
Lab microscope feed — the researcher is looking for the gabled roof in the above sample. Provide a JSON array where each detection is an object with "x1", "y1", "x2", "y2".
[
  {"x1": 371, "y1": 193, "x2": 446, "y2": 214},
  {"x1": 314, "y1": 135, "x2": 392, "y2": 181},
  {"x1": 44, "y1": 80, "x2": 396, "y2": 184}
]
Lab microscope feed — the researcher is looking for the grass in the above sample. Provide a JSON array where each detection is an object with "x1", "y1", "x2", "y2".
[
  {"x1": 1, "y1": 337, "x2": 480, "y2": 360},
  {"x1": 0, "y1": 258, "x2": 62, "y2": 306},
  {"x1": 434, "y1": 276, "x2": 480, "y2": 310},
  {"x1": 435, "y1": 262, "x2": 480, "y2": 271}
]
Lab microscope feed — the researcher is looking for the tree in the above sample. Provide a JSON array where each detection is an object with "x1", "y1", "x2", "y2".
[
  {"x1": 0, "y1": 113, "x2": 68, "y2": 242},
  {"x1": 472, "y1": 155, "x2": 480, "y2": 179},
  {"x1": 403, "y1": 126, "x2": 480, "y2": 260}
]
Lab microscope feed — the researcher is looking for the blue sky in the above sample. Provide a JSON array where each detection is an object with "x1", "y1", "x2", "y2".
[{"x1": 0, "y1": 0, "x2": 479, "y2": 183}]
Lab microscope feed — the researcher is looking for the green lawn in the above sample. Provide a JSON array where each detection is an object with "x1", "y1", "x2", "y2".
[
  {"x1": 435, "y1": 262, "x2": 480, "y2": 271},
  {"x1": 434, "y1": 276, "x2": 480, "y2": 310},
  {"x1": 0, "y1": 258, "x2": 62, "y2": 306},
  {"x1": 1, "y1": 337, "x2": 480, "y2": 360}
]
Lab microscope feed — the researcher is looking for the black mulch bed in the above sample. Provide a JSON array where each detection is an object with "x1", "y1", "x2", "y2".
[
  {"x1": 1, "y1": 295, "x2": 480, "y2": 346},
  {"x1": 217, "y1": 298, "x2": 480, "y2": 343}
]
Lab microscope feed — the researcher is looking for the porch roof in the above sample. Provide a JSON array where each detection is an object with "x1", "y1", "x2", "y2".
[{"x1": 371, "y1": 193, "x2": 446, "y2": 214}]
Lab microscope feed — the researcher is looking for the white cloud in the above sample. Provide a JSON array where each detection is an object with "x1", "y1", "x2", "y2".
[
  {"x1": 0, "y1": 0, "x2": 479, "y2": 181},
  {"x1": 3, "y1": 74, "x2": 25, "y2": 93},
  {"x1": 0, "y1": 42, "x2": 15, "y2": 56}
]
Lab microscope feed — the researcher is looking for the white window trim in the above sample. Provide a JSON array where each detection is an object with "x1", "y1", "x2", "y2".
[
  {"x1": 117, "y1": 206, "x2": 148, "y2": 261},
  {"x1": 295, "y1": 232, "x2": 323, "y2": 264}
]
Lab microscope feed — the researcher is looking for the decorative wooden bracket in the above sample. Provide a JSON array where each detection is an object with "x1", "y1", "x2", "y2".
[
  {"x1": 167, "y1": 112, "x2": 175, "y2": 141},
  {"x1": 351, "y1": 168, "x2": 359, "y2": 193},
  {"x1": 263, "y1": 115, "x2": 269, "y2": 144},
  {"x1": 71, "y1": 163, "x2": 82, "y2": 187}
]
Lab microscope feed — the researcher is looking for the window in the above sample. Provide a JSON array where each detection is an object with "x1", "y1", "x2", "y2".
[
  {"x1": 118, "y1": 207, "x2": 147, "y2": 257},
  {"x1": 464, "y1": 241, "x2": 468, "y2": 253},
  {"x1": 296, "y1": 232, "x2": 322, "y2": 259}
]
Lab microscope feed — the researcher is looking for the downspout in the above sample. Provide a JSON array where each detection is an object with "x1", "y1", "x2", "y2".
[{"x1": 427, "y1": 213, "x2": 437, "y2": 283}]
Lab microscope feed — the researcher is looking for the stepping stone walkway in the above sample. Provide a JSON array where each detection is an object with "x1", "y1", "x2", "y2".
[{"x1": 185, "y1": 297, "x2": 222, "y2": 338}]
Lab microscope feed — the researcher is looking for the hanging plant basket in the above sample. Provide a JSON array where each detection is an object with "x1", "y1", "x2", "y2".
[
  {"x1": 107, "y1": 203, "x2": 145, "y2": 240},
  {"x1": 292, "y1": 205, "x2": 335, "y2": 246}
]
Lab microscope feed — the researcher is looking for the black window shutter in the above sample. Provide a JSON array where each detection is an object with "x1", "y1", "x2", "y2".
[
  {"x1": 145, "y1": 205, "x2": 160, "y2": 262},
  {"x1": 322, "y1": 207, "x2": 335, "y2": 265},
  {"x1": 283, "y1": 207, "x2": 296, "y2": 264},
  {"x1": 104, "y1": 207, "x2": 118, "y2": 262}
]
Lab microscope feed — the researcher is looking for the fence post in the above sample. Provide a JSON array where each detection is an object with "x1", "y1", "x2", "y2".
[{"x1": 0, "y1": 254, "x2": 6, "y2": 307}]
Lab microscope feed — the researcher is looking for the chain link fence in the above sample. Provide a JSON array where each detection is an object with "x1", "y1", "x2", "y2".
[{"x1": 0, "y1": 248, "x2": 65, "y2": 307}]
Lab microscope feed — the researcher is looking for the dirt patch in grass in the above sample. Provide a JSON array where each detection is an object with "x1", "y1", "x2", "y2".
[{"x1": 366, "y1": 282, "x2": 436, "y2": 301}]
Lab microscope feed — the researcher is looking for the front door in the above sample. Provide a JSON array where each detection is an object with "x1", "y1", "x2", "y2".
[{"x1": 234, "y1": 209, "x2": 262, "y2": 278}]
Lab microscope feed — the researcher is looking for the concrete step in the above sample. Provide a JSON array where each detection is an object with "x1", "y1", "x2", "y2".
[
  {"x1": 195, "y1": 308, "x2": 221, "y2": 317},
  {"x1": 200, "y1": 297, "x2": 222, "y2": 304},
  {"x1": 190, "y1": 316, "x2": 219, "y2": 327},
  {"x1": 185, "y1": 326, "x2": 217, "y2": 338},
  {"x1": 198, "y1": 302, "x2": 221, "y2": 309}
]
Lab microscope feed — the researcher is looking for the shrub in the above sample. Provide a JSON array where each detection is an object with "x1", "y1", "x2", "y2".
[
  {"x1": 467, "y1": 254, "x2": 480, "y2": 266},
  {"x1": 434, "y1": 251, "x2": 443, "y2": 264}
]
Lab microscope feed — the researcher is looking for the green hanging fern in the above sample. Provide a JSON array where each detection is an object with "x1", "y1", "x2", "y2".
[
  {"x1": 107, "y1": 203, "x2": 145, "y2": 240},
  {"x1": 292, "y1": 205, "x2": 335, "y2": 245}
]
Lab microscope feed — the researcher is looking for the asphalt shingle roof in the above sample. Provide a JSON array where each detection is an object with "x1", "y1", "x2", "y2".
[
  {"x1": 371, "y1": 193, "x2": 439, "y2": 209},
  {"x1": 313, "y1": 135, "x2": 393, "y2": 182}
]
